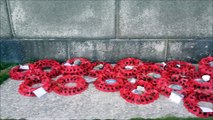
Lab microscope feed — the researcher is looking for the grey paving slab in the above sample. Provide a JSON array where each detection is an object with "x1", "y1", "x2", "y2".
[
  {"x1": 119, "y1": 0, "x2": 213, "y2": 38},
  {"x1": 9, "y1": 0, "x2": 115, "y2": 38},
  {"x1": 0, "y1": 79, "x2": 195, "y2": 119},
  {"x1": 0, "y1": 0, "x2": 12, "y2": 38}
]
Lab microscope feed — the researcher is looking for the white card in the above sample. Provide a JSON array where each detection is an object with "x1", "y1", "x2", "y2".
[
  {"x1": 153, "y1": 74, "x2": 161, "y2": 79},
  {"x1": 83, "y1": 76, "x2": 97, "y2": 83},
  {"x1": 19, "y1": 65, "x2": 29, "y2": 70},
  {"x1": 209, "y1": 61, "x2": 213, "y2": 67},
  {"x1": 200, "y1": 106, "x2": 213, "y2": 112},
  {"x1": 127, "y1": 78, "x2": 137, "y2": 84},
  {"x1": 64, "y1": 62, "x2": 72, "y2": 66},
  {"x1": 125, "y1": 65, "x2": 134, "y2": 70},
  {"x1": 202, "y1": 75, "x2": 210, "y2": 82},
  {"x1": 132, "y1": 89, "x2": 142, "y2": 94},
  {"x1": 73, "y1": 59, "x2": 81, "y2": 65},
  {"x1": 93, "y1": 64, "x2": 104, "y2": 70},
  {"x1": 169, "y1": 92, "x2": 183, "y2": 104},
  {"x1": 176, "y1": 64, "x2": 181, "y2": 68},
  {"x1": 137, "y1": 86, "x2": 145, "y2": 92},
  {"x1": 169, "y1": 84, "x2": 182, "y2": 91},
  {"x1": 161, "y1": 62, "x2": 166, "y2": 67},
  {"x1": 33, "y1": 87, "x2": 47, "y2": 98},
  {"x1": 105, "y1": 79, "x2": 117, "y2": 84}
]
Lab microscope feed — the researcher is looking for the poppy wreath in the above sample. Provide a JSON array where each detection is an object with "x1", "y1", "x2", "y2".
[
  {"x1": 87, "y1": 61, "x2": 114, "y2": 78},
  {"x1": 156, "y1": 74, "x2": 194, "y2": 97},
  {"x1": 61, "y1": 58, "x2": 91, "y2": 75},
  {"x1": 33, "y1": 59, "x2": 61, "y2": 78},
  {"x1": 53, "y1": 75, "x2": 88, "y2": 96},
  {"x1": 183, "y1": 90, "x2": 213, "y2": 118},
  {"x1": 165, "y1": 60, "x2": 196, "y2": 77},
  {"x1": 93, "y1": 72, "x2": 126, "y2": 92},
  {"x1": 136, "y1": 64, "x2": 169, "y2": 87},
  {"x1": 18, "y1": 69, "x2": 52, "y2": 97},
  {"x1": 114, "y1": 58, "x2": 142, "y2": 77},
  {"x1": 199, "y1": 56, "x2": 213, "y2": 75},
  {"x1": 189, "y1": 71, "x2": 213, "y2": 90},
  {"x1": 120, "y1": 80, "x2": 159, "y2": 104},
  {"x1": 9, "y1": 64, "x2": 34, "y2": 80}
]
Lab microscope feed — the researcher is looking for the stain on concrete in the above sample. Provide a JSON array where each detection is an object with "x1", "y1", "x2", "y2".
[
  {"x1": 0, "y1": 0, "x2": 11, "y2": 38},
  {"x1": 9, "y1": 0, "x2": 115, "y2": 38},
  {"x1": 167, "y1": 39, "x2": 213, "y2": 63},
  {"x1": 119, "y1": 0, "x2": 213, "y2": 38},
  {"x1": 69, "y1": 39, "x2": 166, "y2": 63}
]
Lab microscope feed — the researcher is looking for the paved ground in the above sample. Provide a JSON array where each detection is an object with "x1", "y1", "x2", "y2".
[{"x1": 0, "y1": 78, "x2": 196, "y2": 120}]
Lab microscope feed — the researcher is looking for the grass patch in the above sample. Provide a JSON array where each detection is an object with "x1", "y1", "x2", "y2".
[
  {"x1": 0, "y1": 67, "x2": 10, "y2": 85},
  {"x1": 0, "y1": 118, "x2": 26, "y2": 120},
  {"x1": 0, "y1": 62, "x2": 18, "y2": 85},
  {"x1": 130, "y1": 116, "x2": 213, "y2": 120}
]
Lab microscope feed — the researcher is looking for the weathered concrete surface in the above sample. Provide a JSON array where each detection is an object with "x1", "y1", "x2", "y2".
[
  {"x1": 35, "y1": 40, "x2": 67, "y2": 61},
  {"x1": 0, "y1": 39, "x2": 68, "y2": 63},
  {"x1": 167, "y1": 39, "x2": 213, "y2": 63},
  {"x1": 69, "y1": 39, "x2": 166, "y2": 63},
  {"x1": 0, "y1": 79, "x2": 195, "y2": 119},
  {"x1": 1, "y1": 39, "x2": 212, "y2": 63},
  {"x1": 0, "y1": 0, "x2": 11, "y2": 38},
  {"x1": 0, "y1": 40, "x2": 23, "y2": 63},
  {"x1": 9, "y1": 0, "x2": 115, "y2": 38},
  {"x1": 119, "y1": 0, "x2": 213, "y2": 38}
]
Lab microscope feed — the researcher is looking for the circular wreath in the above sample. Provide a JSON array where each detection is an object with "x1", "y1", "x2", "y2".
[
  {"x1": 189, "y1": 71, "x2": 213, "y2": 90},
  {"x1": 120, "y1": 80, "x2": 159, "y2": 104},
  {"x1": 156, "y1": 74, "x2": 194, "y2": 97},
  {"x1": 199, "y1": 56, "x2": 213, "y2": 75},
  {"x1": 53, "y1": 75, "x2": 88, "y2": 96},
  {"x1": 18, "y1": 69, "x2": 52, "y2": 97},
  {"x1": 87, "y1": 61, "x2": 113, "y2": 78},
  {"x1": 165, "y1": 60, "x2": 196, "y2": 76},
  {"x1": 114, "y1": 58, "x2": 142, "y2": 77},
  {"x1": 61, "y1": 58, "x2": 91, "y2": 75},
  {"x1": 137, "y1": 64, "x2": 169, "y2": 87},
  {"x1": 184, "y1": 90, "x2": 213, "y2": 118},
  {"x1": 93, "y1": 72, "x2": 126, "y2": 92},
  {"x1": 33, "y1": 59, "x2": 61, "y2": 78},
  {"x1": 9, "y1": 64, "x2": 34, "y2": 80}
]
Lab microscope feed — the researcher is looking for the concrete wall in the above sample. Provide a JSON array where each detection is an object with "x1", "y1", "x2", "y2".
[{"x1": 1, "y1": 0, "x2": 213, "y2": 63}]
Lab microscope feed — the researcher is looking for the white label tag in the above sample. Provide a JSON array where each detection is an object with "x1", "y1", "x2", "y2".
[
  {"x1": 176, "y1": 64, "x2": 181, "y2": 68},
  {"x1": 73, "y1": 59, "x2": 81, "y2": 66},
  {"x1": 200, "y1": 106, "x2": 213, "y2": 112},
  {"x1": 125, "y1": 65, "x2": 134, "y2": 70},
  {"x1": 83, "y1": 76, "x2": 97, "y2": 83},
  {"x1": 209, "y1": 61, "x2": 213, "y2": 67},
  {"x1": 169, "y1": 84, "x2": 183, "y2": 91},
  {"x1": 93, "y1": 64, "x2": 104, "y2": 70},
  {"x1": 64, "y1": 62, "x2": 72, "y2": 66},
  {"x1": 153, "y1": 74, "x2": 161, "y2": 79},
  {"x1": 195, "y1": 78, "x2": 205, "y2": 83},
  {"x1": 132, "y1": 89, "x2": 142, "y2": 94},
  {"x1": 33, "y1": 87, "x2": 47, "y2": 98},
  {"x1": 19, "y1": 65, "x2": 29, "y2": 70},
  {"x1": 127, "y1": 78, "x2": 137, "y2": 84},
  {"x1": 202, "y1": 75, "x2": 210, "y2": 82},
  {"x1": 161, "y1": 62, "x2": 166, "y2": 67},
  {"x1": 137, "y1": 86, "x2": 145, "y2": 92},
  {"x1": 105, "y1": 79, "x2": 117, "y2": 84},
  {"x1": 169, "y1": 92, "x2": 183, "y2": 104},
  {"x1": 147, "y1": 73, "x2": 154, "y2": 77}
]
